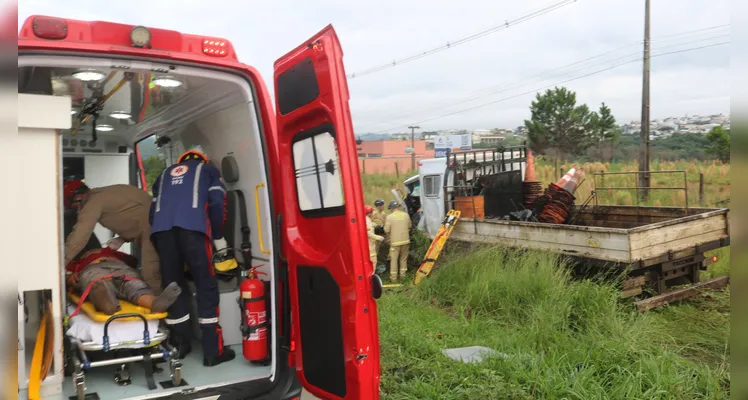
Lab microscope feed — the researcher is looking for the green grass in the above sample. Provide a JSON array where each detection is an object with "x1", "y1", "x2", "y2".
[{"x1": 379, "y1": 247, "x2": 730, "y2": 399}]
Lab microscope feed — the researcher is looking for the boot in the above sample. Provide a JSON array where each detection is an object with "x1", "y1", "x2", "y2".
[{"x1": 203, "y1": 347, "x2": 236, "y2": 367}]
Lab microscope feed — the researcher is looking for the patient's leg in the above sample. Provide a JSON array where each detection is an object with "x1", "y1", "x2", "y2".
[
  {"x1": 136, "y1": 282, "x2": 182, "y2": 312},
  {"x1": 88, "y1": 281, "x2": 121, "y2": 315},
  {"x1": 78, "y1": 265, "x2": 121, "y2": 315}
]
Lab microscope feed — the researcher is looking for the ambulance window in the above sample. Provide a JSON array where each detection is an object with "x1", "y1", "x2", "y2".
[
  {"x1": 277, "y1": 57, "x2": 320, "y2": 115},
  {"x1": 292, "y1": 126, "x2": 345, "y2": 216},
  {"x1": 136, "y1": 136, "x2": 167, "y2": 193},
  {"x1": 423, "y1": 175, "x2": 441, "y2": 198}
]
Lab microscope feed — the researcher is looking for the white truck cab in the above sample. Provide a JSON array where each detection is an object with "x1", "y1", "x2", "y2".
[{"x1": 403, "y1": 148, "x2": 527, "y2": 236}]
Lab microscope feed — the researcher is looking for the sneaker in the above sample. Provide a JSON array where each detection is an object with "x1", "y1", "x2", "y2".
[{"x1": 203, "y1": 347, "x2": 236, "y2": 367}]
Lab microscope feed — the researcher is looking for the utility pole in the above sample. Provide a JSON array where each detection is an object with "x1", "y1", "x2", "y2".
[
  {"x1": 638, "y1": 0, "x2": 651, "y2": 201},
  {"x1": 408, "y1": 125, "x2": 420, "y2": 171}
]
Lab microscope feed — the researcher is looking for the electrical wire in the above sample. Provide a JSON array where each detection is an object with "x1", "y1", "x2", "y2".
[
  {"x1": 346, "y1": 0, "x2": 579, "y2": 79},
  {"x1": 370, "y1": 41, "x2": 729, "y2": 133},
  {"x1": 358, "y1": 25, "x2": 729, "y2": 125}
]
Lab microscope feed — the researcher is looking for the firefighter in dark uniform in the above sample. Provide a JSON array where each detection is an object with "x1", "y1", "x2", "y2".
[{"x1": 150, "y1": 150, "x2": 235, "y2": 367}]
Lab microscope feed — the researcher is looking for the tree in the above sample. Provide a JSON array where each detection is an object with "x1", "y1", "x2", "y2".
[
  {"x1": 143, "y1": 155, "x2": 166, "y2": 191},
  {"x1": 705, "y1": 126, "x2": 730, "y2": 162},
  {"x1": 524, "y1": 87, "x2": 595, "y2": 161},
  {"x1": 587, "y1": 102, "x2": 619, "y2": 161}
]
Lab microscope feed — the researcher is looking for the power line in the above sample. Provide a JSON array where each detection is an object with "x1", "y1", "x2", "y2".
[
  {"x1": 371, "y1": 41, "x2": 729, "y2": 133},
  {"x1": 346, "y1": 0, "x2": 579, "y2": 79},
  {"x1": 362, "y1": 30, "x2": 729, "y2": 127}
]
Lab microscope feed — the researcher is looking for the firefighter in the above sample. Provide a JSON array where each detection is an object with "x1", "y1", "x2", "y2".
[
  {"x1": 371, "y1": 199, "x2": 387, "y2": 230},
  {"x1": 63, "y1": 181, "x2": 163, "y2": 295},
  {"x1": 365, "y1": 205, "x2": 384, "y2": 272},
  {"x1": 384, "y1": 200, "x2": 411, "y2": 281},
  {"x1": 150, "y1": 149, "x2": 235, "y2": 366},
  {"x1": 371, "y1": 198, "x2": 388, "y2": 272}
]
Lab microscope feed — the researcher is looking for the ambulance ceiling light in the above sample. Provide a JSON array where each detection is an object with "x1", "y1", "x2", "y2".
[
  {"x1": 72, "y1": 70, "x2": 107, "y2": 82},
  {"x1": 96, "y1": 124, "x2": 114, "y2": 132},
  {"x1": 130, "y1": 26, "x2": 152, "y2": 48},
  {"x1": 152, "y1": 76, "x2": 183, "y2": 88},
  {"x1": 109, "y1": 111, "x2": 131, "y2": 120}
]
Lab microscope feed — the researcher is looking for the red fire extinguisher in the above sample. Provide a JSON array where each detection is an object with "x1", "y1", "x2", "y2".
[{"x1": 240, "y1": 265, "x2": 268, "y2": 362}]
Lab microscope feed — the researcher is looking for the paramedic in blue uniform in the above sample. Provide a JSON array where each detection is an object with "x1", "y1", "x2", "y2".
[{"x1": 150, "y1": 149, "x2": 235, "y2": 367}]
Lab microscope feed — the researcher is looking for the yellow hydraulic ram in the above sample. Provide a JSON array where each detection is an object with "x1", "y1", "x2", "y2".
[
  {"x1": 28, "y1": 300, "x2": 54, "y2": 400},
  {"x1": 414, "y1": 210, "x2": 461, "y2": 285}
]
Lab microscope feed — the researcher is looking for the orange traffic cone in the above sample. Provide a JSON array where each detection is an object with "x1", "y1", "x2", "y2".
[
  {"x1": 524, "y1": 151, "x2": 537, "y2": 182},
  {"x1": 558, "y1": 168, "x2": 584, "y2": 195},
  {"x1": 554, "y1": 166, "x2": 576, "y2": 187}
]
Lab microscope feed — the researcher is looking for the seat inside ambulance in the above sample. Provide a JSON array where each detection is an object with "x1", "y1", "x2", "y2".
[{"x1": 18, "y1": 57, "x2": 277, "y2": 399}]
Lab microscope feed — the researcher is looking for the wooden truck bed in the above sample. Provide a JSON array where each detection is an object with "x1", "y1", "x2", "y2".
[{"x1": 451, "y1": 205, "x2": 730, "y2": 266}]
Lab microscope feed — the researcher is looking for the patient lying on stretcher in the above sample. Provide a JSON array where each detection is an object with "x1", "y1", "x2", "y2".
[{"x1": 66, "y1": 247, "x2": 181, "y2": 315}]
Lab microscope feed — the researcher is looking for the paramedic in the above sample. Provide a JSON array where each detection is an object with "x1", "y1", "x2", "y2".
[
  {"x1": 365, "y1": 206, "x2": 384, "y2": 272},
  {"x1": 150, "y1": 150, "x2": 235, "y2": 367},
  {"x1": 66, "y1": 247, "x2": 181, "y2": 315},
  {"x1": 64, "y1": 181, "x2": 163, "y2": 295},
  {"x1": 384, "y1": 200, "x2": 411, "y2": 281}
]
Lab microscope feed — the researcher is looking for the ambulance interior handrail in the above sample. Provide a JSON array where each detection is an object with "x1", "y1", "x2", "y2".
[{"x1": 254, "y1": 183, "x2": 271, "y2": 255}]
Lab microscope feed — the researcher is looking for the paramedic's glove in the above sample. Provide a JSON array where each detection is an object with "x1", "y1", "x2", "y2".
[
  {"x1": 106, "y1": 237, "x2": 127, "y2": 250},
  {"x1": 213, "y1": 238, "x2": 238, "y2": 273}
]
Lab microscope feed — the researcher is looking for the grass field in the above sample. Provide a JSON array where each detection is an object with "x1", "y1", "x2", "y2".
[{"x1": 362, "y1": 159, "x2": 731, "y2": 399}]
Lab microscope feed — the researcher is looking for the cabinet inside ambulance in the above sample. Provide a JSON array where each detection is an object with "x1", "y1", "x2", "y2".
[{"x1": 17, "y1": 58, "x2": 287, "y2": 399}]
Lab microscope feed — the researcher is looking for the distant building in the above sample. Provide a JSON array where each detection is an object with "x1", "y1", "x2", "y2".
[
  {"x1": 479, "y1": 135, "x2": 505, "y2": 146},
  {"x1": 357, "y1": 140, "x2": 427, "y2": 158},
  {"x1": 357, "y1": 140, "x2": 430, "y2": 174},
  {"x1": 389, "y1": 133, "x2": 409, "y2": 141}
]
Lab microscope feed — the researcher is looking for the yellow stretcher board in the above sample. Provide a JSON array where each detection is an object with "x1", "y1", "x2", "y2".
[
  {"x1": 68, "y1": 292, "x2": 168, "y2": 323},
  {"x1": 414, "y1": 210, "x2": 461, "y2": 285}
]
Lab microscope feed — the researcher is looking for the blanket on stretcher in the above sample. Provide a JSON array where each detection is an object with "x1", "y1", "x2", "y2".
[{"x1": 66, "y1": 305, "x2": 160, "y2": 349}]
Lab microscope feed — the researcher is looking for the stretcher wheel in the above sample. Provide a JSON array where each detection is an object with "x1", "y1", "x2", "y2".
[{"x1": 114, "y1": 364, "x2": 131, "y2": 386}]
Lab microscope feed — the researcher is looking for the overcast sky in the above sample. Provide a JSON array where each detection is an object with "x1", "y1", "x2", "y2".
[{"x1": 19, "y1": 0, "x2": 730, "y2": 134}]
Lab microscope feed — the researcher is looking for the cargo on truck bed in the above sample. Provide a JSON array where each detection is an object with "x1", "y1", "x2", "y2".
[{"x1": 402, "y1": 145, "x2": 730, "y2": 301}]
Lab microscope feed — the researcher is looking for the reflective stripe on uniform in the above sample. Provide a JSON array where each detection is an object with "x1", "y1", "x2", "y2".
[
  {"x1": 165, "y1": 314, "x2": 190, "y2": 325},
  {"x1": 192, "y1": 162, "x2": 204, "y2": 208},
  {"x1": 208, "y1": 186, "x2": 225, "y2": 193},
  {"x1": 391, "y1": 240, "x2": 410, "y2": 246},
  {"x1": 198, "y1": 317, "x2": 219, "y2": 324},
  {"x1": 155, "y1": 170, "x2": 167, "y2": 212}
]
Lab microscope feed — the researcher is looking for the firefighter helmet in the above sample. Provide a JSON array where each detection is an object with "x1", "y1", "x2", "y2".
[
  {"x1": 365, "y1": 205, "x2": 374, "y2": 214},
  {"x1": 374, "y1": 199, "x2": 385, "y2": 207},
  {"x1": 388, "y1": 200, "x2": 400, "y2": 210}
]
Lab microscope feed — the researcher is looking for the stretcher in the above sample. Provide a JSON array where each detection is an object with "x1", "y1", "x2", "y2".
[
  {"x1": 414, "y1": 210, "x2": 461, "y2": 285},
  {"x1": 64, "y1": 294, "x2": 184, "y2": 400}
]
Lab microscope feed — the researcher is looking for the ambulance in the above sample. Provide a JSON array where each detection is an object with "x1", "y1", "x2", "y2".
[{"x1": 17, "y1": 14, "x2": 381, "y2": 400}]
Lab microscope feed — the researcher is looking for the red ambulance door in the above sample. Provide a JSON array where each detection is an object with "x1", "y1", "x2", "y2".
[{"x1": 272, "y1": 25, "x2": 380, "y2": 400}]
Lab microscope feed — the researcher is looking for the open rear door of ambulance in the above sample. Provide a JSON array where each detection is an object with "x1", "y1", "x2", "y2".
[{"x1": 272, "y1": 26, "x2": 381, "y2": 400}]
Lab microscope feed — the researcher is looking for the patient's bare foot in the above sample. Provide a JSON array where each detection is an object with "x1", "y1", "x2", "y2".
[{"x1": 151, "y1": 282, "x2": 182, "y2": 313}]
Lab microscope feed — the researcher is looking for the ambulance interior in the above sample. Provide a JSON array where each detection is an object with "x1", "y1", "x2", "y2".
[{"x1": 18, "y1": 55, "x2": 279, "y2": 399}]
